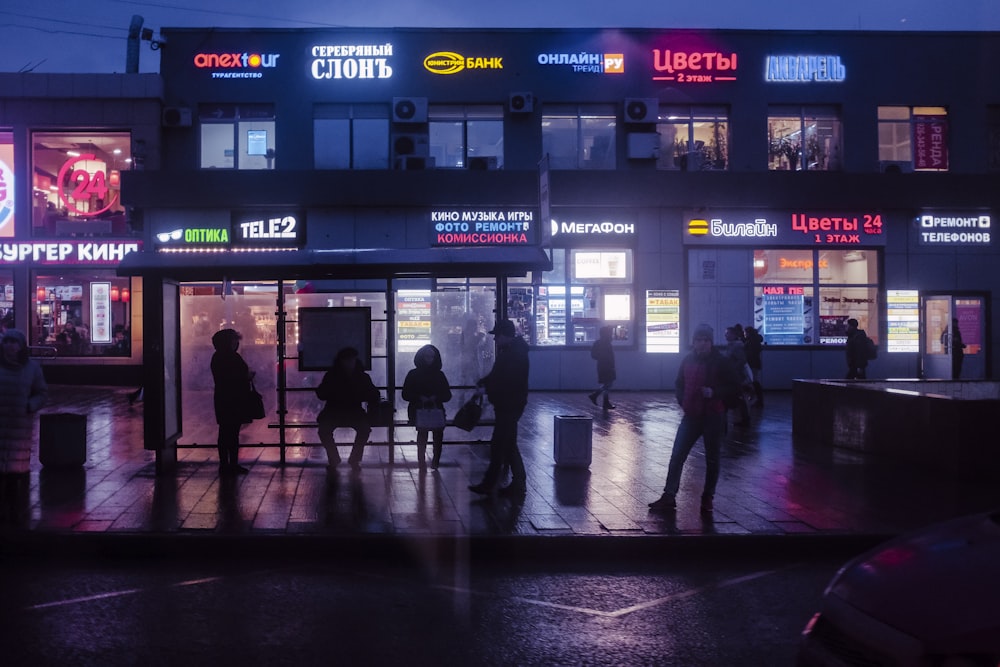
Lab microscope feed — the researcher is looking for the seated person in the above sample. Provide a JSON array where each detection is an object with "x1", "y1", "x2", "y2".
[{"x1": 315, "y1": 347, "x2": 380, "y2": 470}]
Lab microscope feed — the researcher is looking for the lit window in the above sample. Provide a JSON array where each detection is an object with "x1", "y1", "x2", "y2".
[
  {"x1": 768, "y1": 106, "x2": 842, "y2": 171},
  {"x1": 657, "y1": 106, "x2": 729, "y2": 171},
  {"x1": 878, "y1": 106, "x2": 948, "y2": 172},
  {"x1": 199, "y1": 104, "x2": 276, "y2": 170}
]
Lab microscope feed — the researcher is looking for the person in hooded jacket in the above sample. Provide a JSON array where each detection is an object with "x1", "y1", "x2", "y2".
[
  {"x1": 210, "y1": 328, "x2": 255, "y2": 475},
  {"x1": 402, "y1": 344, "x2": 452, "y2": 469},
  {"x1": 316, "y1": 347, "x2": 380, "y2": 470},
  {"x1": 0, "y1": 329, "x2": 48, "y2": 527},
  {"x1": 588, "y1": 325, "x2": 617, "y2": 413}
]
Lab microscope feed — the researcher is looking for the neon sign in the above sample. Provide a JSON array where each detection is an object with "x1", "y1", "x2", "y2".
[
  {"x1": 194, "y1": 51, "x2": 280, "y2": 79},
  {"x1": 232, "y1": 210, "x2": 304, "y2": 247},
  {"x1": 537, "y1": 52, "x2": 624, "y2": 74},
  {"x1": 918, "y1": 213, "x2": 991, "y2": 245},
  {"x1": 155, "y1": 227, "x2": 229, "y2": 245},
  {"x1": 765, "y1": 55, "x2": 846, "y2": 83},
  {"x1": 57, "y1": 154, "x2": 117, "y2": 217},
  {"x1": 430, "y1": 208, "x2": 535, "y2": 246},
  {"x1": 0, "y1": 241, "x2": 140, "y2": 265},
  {"x1": 684, "y1": 210, "x2": 887, "y2": 246},
  {"x1": 311, "y1": 43, "x2": 394, "y2": 80},
  {"x1": 652, "y1": 50, "x2": 737, "y2": 82},
  {"x1": 423, "y1": 52, "x2": 503, "y2": 74},
  {"x1": 0, "y1": 154, "x2": 12, "y2": 238}
]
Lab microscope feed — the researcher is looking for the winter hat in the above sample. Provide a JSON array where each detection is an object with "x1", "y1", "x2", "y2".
[{"x1": 692, "y1": 324, "x2": 714, "y2": 343}]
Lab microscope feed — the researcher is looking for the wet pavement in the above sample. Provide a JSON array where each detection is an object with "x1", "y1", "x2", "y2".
[{"x1": 4, "y1": 386, "x2": 999, "y2": 557}]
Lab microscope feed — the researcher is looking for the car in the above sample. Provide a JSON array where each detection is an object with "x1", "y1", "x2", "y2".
[{"x1": 798, "y1": 509, "x2": 1000, "y2": 667}]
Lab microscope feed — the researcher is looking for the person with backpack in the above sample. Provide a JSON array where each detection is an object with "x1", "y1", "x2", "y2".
[{"x1": 845, "y1": 318, "x2": 871, "y2": 379}]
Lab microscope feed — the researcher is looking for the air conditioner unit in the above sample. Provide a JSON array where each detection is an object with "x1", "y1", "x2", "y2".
[
  {"x1": 392, "y1": 97, "x2": 428, "y2": 123},
  {"x1": 394, "y1": 156, "x2": 436, "y2": 170},
  {"x1": 623, "y1": 98, "x2": 658, "y2": 124},
  {"x1": 626, "y1": 132, "x2": 661, "y2": 159},
  {"x1": 468, "y1": 156, "x2": 499, "y2": 170},
  {"x1": 392, "y1": 133, "x2": 429, "y2": 157},
  {"x1": 880, "y1": 160, "x2": 913, "y2": 173},
  {"x1": 161, "y1": 106, "x2": 192, "y2": 127},
  {"x1": 509, "y1": 92, "x2": 534, "y2": 114}
]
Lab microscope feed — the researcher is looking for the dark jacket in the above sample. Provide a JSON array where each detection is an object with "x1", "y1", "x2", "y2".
[
  {"x1": 211, "y1": 348, "x2": 252, "y2": 425},
  {"x1": 675, "y1": 347, "x2": 740, "y2": 417},
  {"x1": 478, "y1": 335, "x2": 529, "y2": 413},
  {"x1": 402, "y1": 345, "x2": 453, "y2": 423},
  {"x1": 316, "y1": 359, "x2": 380, "y2": 419},
  {"x1": 744, "y1": 330, "x2": 763, "y2": 370},
  {"x1": 846, "y1": 328, "x2": 869, "y2": 370},
  {"x1": 590, "y1": 337, "x2": 616, "y2": 384}
]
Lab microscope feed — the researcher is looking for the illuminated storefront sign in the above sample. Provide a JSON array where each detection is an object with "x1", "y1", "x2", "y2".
[
  {"x1": 0, "y1": 241, "x2": 140, "y2": 265},
  {"x1": 232, "y1": 210, "x2": 305, "y2": 247},
  {"x1": 0, "y1": 139, "x2": 13, "y2": 239},
  {"x1": 430, "y1": 209, "x2": 536, "y2": 246},
  {"x1": 645, "y1": 290, "x2": 680, "y2": 353},
  {"x1": 536, "y1": 52, "x2": 624, "y2": 74},
  {"x1": 652, "y1": 49, "x2": 737, "y2": 83},
  {"x1": 155, "y1": 227, "x2": 230, "y2": 246},
  {"x1": 310, "y1": 43, "x2": 394, "y2": 80},
  {"x1": 917, "y1": 213, "x2": 991, "y2": 245},
  {"x1": 58, "y1": 153, "x2": 118, "y2": 217},
  {"x1": 550, "y1": 219, "x2": 636, "y2": 239},
  {"x1": 194, "y1": 51, "x2": 281, "y2": 79},
  {"x1": 764, "y1": 55, "x2": 846, "y2": 82},
  {"x1": 423, "y1": 51, "x2": 503, "y2": 74},
  {"x1": 886, "y1": 290, "x2": 919, "y2": 353},
  {"x1": 397, "y1": 290, "x2": 432, "y2": 352},
  {"x1": 684, "y1": 211, "x2": 886, "y2": 246}
]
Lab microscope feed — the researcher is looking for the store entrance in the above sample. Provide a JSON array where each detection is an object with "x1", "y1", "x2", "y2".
[{"x1": 922, "y1": 293, "x2": 988, "y2": 380}]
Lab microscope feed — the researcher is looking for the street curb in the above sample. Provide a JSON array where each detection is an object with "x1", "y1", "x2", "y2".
[{"x1": 1, "y1": 531, "x2": 890, "y2": 564}]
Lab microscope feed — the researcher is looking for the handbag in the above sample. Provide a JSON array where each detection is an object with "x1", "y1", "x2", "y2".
[
  {"x1": 367, "y1": 397, "x2": 394, "y2": 426},
  {"x1": 452, "y1": 394, "x2": 483, "y2": 432},
  {"x1": 244, "y1": 381, "x2": 265, "y2": 423},
  {"x1": 415, "y1": 406, "x2": 446, "y2": 431}
]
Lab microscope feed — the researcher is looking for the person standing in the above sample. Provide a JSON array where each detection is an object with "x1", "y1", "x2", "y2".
[
  {"x1": 0, "y1": 329, "x2": 48, "y2": 528},
  {"x1": 211, "y1": 328, "x2": 255, "y2": 475},
  {"x1": 722, "y1": 325, "x2": 751, "y2": 426},
  {"x1": 402, "y1": 344, "x2": 452, "y2": 469},
  {"x1": 649, "y1": 324, "x2": 739, "y2": 514},
  {"x1": 946, "y1": 318, "x2": 967, "y2": 379},
  {"x1": 468, "y1": 319, "x2": 530, "y2": 498},
  {"x1": 588, "y1": 325, "x2": 616, "y2": 414},
  {"x1": 316, "y1": 347, "x2": 380, "y2": 470},
  {"x1": 744, "y1": 326, "x2": 764, "y2": 406},
  {"x1": 845, "y1": 318, "x2": 869, "y2": 379}
]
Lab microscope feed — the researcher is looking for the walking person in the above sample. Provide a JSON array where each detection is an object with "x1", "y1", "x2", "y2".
[
  {"x1": 649, "y1": 324, "x2": 739, "y2": 514},
  {"x1": 945, "y1": 318, "x2": 967, "y2": 379},
  {"x1": 0, "y1": 329, "x2": 48, "y2": 528},
  {"x1": 316, "y1": 347, "x2": 380, "y2": 470},
  {"x1": 468, "y1": 319, "x2": 530, "y2": 499},
  {"x1": 744, "y1": 325, "x2": 764, "y2": 406},
  {"x1": 845, "y1": 318, "x2": 869, "y2": 379},
  {"x1": 402, "y1": 344, "x2": 452, "y2": 469},
  {"x1": 210, "y1": 328, "x2": 255, "y2": 475},
  {"x1": 588, "y1": 325, "x2": 616, "y2": 414}
]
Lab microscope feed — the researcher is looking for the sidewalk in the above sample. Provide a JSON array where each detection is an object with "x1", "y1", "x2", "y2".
[{"x1": 4, "y1": 386, "x2": 999, "y2": 558}]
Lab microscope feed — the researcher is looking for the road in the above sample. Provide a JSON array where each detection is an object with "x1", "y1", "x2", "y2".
[{"x1": 0, "y1": 547, "x2": 856, "y2": 666}]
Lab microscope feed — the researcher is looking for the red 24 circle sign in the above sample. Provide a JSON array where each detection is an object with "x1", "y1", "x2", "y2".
[{"x1": 57, "y1": 153, "x2": 118, "y2": 217}]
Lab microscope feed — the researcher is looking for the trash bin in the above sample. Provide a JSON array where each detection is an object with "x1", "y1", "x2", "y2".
[
  {"x1": 39, "y1": 413, "x2": 87, "y2": 468},
  {"x1": 553, "y1": 415, "x2": 592, "y2": 468}
]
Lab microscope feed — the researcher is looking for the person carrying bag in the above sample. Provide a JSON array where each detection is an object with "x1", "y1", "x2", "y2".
[{"x1": 401, "y1": 344, "x2": 452, "y2": 469}]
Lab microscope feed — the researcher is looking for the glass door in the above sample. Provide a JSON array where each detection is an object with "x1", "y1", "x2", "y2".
[{"x1": 922, "y1": 294, "x2": 987, "y2": 380}]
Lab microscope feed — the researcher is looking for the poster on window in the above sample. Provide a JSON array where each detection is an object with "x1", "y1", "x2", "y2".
[
  {"x1": 90, "y1": 281, "x2": 112, "y2": 344},
  {"x1": 645, "y1": 289, "x2": 680, "y2": 353},
  {"x1": 913, "y1": 115, "x2": 948, "y2": 171},
  {"x1": 955, "y1": 298, "x2": 982, "y2": 355},
  {"x1": 761, "y1": 292, "x2": 807, "y2": 345},
  {"x1": 397, "y1": 290, "x2": 432, "y2": 352},
  {"x1": 886, "y1": 290, "x2": 919, "y2": 353},
  {"x1": 0, "y1": 136, "x2": 14, "y2": 238}
]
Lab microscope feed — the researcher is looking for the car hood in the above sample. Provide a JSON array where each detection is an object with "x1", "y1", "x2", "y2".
[{"x1": 829, "y1": 509, "x2": 1000, "y2": 650}]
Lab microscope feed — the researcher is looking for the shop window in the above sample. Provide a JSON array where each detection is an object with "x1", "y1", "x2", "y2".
[
  {"x1": 877, "y1": 106, "x2": 948, "y2": 172},
  {"x1": 989, "y1": 106, "x2": 1000, "y2": 172},
  {"x1": 752, "y1": 249, "x2": 879, "y2": 346},
  {"x1": 1, "y1": 131, "x2": 13, "y2": 239},
  {"x1": 314, "y1": 104, "x2": 389, "y2": 169},
  {"x1": 429, "y1": 105, "x2": 504, "y2": 169},
  {"x1": 1, "y1": 270, "x2": 13, "y2": 330},
  {"x1": 31, "y1": 131, "x2": 134, "y2": 238},
  {"x1": 542, "y1": 105, "x2": 617, "y2": 170},
  {"x1": 511, "y1": 248, "x2": 634, "y2": 346},
  {"x1": 767, "y1": 106, "x2": 842, "y2": 171},
  {"x1": 199, "y1": 104, "x2": 276, "y2": 170},
  {"x1": 656, "y1": 106, "x2": 729, "y2": 171},
  {"x1": 32, "y1": 272, "x2": 133, "y2": 357}
]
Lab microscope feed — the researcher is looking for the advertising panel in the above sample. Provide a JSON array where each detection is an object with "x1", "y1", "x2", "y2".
[
  {"x1": 886, "y1": 290, "x2": 919, "y2": 353},
  {"x1": 0, "y1": 133, "x2": 13, "y2": 238},
  {"x1": 645, "y1": 289, "x2": 680, "y2": 353},
  {"x1": 430, "y1": 208, "x2": 536, "y2": 247},
  {"x1": 684, "y1": 210, "x2": 886, "y2": 247}
]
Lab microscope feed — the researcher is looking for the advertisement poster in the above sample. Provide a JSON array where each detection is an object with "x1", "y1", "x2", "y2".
[
  {"x1": 886, "y1": 290, "x2": 919, "y2": 353},
  {"x1": 955, "y1": 298, "x2": 982, "y2": 354},
  {"x1": 761, "y1": 292, "x2": 806, "y2": 345},
  {"x1": 0, "y1": 135, "x2": 14, "y2": 238},
  {"x1": 397, "y1": 290, "x2": 432, "y2": 352},
  {"x1": 645, "y1": 289, "x2": 680, "y2": 353},
  {"x1": 913, "y1": 115, "x2": 949, "y2": 171},
  {"x1": 90, "y1": 281, "x2": 112, "y2": 344}
]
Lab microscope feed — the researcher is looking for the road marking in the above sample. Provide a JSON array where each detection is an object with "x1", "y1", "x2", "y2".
[{"x1": 25, "y1": 576, "x2": 222, "y2": 611}]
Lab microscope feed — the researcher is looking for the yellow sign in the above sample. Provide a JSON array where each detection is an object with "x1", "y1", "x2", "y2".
[
  {"x1": 423, "y1": 52, "x2": 503, "y2": 75},
  {"x1": 688, "y1": 219, "x2": 709, "y2": 236}
]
